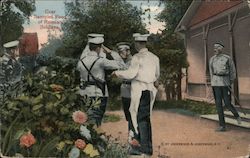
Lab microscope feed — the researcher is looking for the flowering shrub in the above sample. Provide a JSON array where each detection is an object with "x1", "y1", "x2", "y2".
[{"x1": 0, "y1": 66, "x2": 127, "y2": 157}]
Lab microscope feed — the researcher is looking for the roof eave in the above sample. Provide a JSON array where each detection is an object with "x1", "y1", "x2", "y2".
[{"x1": 175, "y1": 0, "x2": 202, "y2": 33}]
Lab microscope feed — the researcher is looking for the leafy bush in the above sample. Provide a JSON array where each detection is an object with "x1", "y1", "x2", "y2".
[{"x1": 0, "y1": 64, "x2": 125, "y2": 157}]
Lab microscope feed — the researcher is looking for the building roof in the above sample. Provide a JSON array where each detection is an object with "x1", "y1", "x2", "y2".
[
  {"x1": 189, "y1": 0, "x2": 243, "y2": 27},
  {"x1": 175, "y1": 0, "x2": 245, "y2": 32}
]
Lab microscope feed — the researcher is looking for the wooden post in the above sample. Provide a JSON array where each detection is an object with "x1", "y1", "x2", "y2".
[
  {"x1": 228, "y1": 11, "x2": 240, "y2": 105},
  {"x1": 203, "y1": 24, "x2": 210, "y2": 99}
]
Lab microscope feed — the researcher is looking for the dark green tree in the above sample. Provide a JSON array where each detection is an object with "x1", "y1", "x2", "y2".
[
  {"x1": 58, "y1": 0, "x2": 147, "y2": 58},
  {"x1": 0, "y1": 0, "x2": 35, "y2": 51},
  {"x1": 149, "y1": 0, "x2": 192, "y2": 100}
]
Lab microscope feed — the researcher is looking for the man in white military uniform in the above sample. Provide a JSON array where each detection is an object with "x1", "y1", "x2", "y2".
[
  {"x1": 209, "y1": 43, "x2": 241, "y2": 132},
  {"x1": 113, "y1": 33, "x2": 160, "y2": 157},
  {"x1": 0, "y1": 40, "x2": 22, "y2": 83},
  {"x1": 0, "y1": 40, "x2": 22, "y2": 101},
  {"x1": 77, "y1": 36, "x2": 125, "y2": 126},
  {"x1": 116, "y1": 42, "x2": 134, "y2": 142}
]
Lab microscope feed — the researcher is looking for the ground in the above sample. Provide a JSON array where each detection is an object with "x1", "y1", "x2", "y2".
[{"x1": 102, "y1": 110, "x2": 250, "y2": 158}]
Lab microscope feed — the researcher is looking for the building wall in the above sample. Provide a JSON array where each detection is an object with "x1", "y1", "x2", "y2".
[
  {"x1": 186, "y1": 28, "x2": 207, "y2": 98},
  {"x1": 186, "y1": 28, "x2": 205, "y2": 84}
]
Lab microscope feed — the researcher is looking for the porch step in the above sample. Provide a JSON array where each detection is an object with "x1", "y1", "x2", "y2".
[
  {"x1": 200, "y1": 114, "x2": 250, "y2": 129},
  {"x1": 224, "y1": 111, "x2": 250, "y2": 120}
]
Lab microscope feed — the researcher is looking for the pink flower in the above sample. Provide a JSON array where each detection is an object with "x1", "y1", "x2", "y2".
[
  {"x1": 72, "y1": 111, "x2": 88, "y2": 124},
  {"x1": 75, "y1": 139, "x2": 86, "y2": 149},
  {"x1": 20, "y1": 133, "x2": 36, "y2": 148},
  {"x1": 130, "y1": 139, "x2": 140, "y2": 147}
]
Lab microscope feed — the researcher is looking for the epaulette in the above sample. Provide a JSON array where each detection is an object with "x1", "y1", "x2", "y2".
[{"x1": 221, "y1": 54, "x2": 230, "y2": 59}]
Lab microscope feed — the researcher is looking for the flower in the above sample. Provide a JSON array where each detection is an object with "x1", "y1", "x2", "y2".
[
  {"x1": 74, "y1": 139, "x2": 86, "y2": 149},
  {"x1": 72, "y1": 111, "x2": 88, "y2": 124},
  {"x1": 83, "y1": 144, "x2": 100, "y2": 157},
  {"x1": 19, "y1": 133, "x2": 36, "y2": 148},
  {"x1": 49, "y1": 84, "x2": 64, "y2": 92},
  {"x1": 129, "y1": 139, "x2": 140, "y2": 147},
  {"x1": 80, "y1": 125, "x2": 91, "y2": 140},
  {"x1": 56, "y1": 141, "x2": 65, "y2": 151},
  {"x1": 68, "y1": 147, "x2": 80, "y2": 158}
]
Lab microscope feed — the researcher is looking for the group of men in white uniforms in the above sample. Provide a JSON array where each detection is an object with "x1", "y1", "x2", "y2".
[{"x1": 77, "y1": 33, "x2": 160, "y2": 157}]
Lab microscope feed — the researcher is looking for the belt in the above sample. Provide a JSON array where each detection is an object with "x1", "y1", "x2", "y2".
[
  {"x1": 213, "y1": 73, "x2": 229, "y2": 76},
  {"x1": 122, "y1": 81, "x2": 131, "y2": 85},
  {"x1": 85, "y1": 81, "x2": 96, "y2": 85}
]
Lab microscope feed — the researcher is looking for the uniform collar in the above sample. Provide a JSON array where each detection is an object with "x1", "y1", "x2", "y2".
[
  {"x1": 215, "y1": 53, "x2": 224, "y2": 57},
  {"x1": 87, "y1": 51, "x2": 99, "y2": 57},
  {"x1": 138, "y1": 48, "x2": 148, "y2": 54}
]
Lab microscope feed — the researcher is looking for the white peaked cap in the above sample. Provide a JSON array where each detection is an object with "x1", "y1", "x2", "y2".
[
  {"x1": 88, "y1": 33, "x2": 104, "y2": 38},
  {"x1": 3, "y1": 40, "x2": 19, "y2": 48},
  {"x1": 214, "y1": 42, "x2": 224, "y2": 48},
  {"x1": 117, "y1": 42, "x2": 130, "y2": 51},
  {"x1": 88, "y1": 37, "x2": 104, "y2": 44},
  {"x1": 133, "y1": 33, "x2": 150, "y2": 41}
]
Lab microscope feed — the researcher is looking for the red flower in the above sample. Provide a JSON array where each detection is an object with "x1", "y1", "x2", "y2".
[
  {"x1": 130, "y1": 139, "x2": 140, "y2": 147},
  {"x1": 75, "y1": 139, "x2": 86, "y2": 149},
  {"x1": 50, "y1": 84, "x2": 64, "y2": 92},
  {"x1": 20, "y1": 133, "x2": 36, "y2": 148}
]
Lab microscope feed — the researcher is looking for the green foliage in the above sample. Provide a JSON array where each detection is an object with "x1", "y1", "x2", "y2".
[
  {"x1": 157, "y1": 0, "x2": 192, "y2": 32},
  {"x1": 154, "y1": 99, "x2": 217, "y2": 115},
  {"x1": 59, "y1": 0, "x2": 147, "y2": 58},
  {"x1": 36, "y1": 35, "x2": 63, "y2": 65},
  {"x1": 107, "y1": 97, "x2": 122, "y2": 111},
  {"x1": 0, "y1": 0, "x2": 35, "y2": 48},
  {"x1": 1, "y1": 60, "x2": 128, "y2": 157},
  {"x1": 147, "y1": 1, "x2": 192, "y2": 100},
  {"x1": 103, "y1": 142, "x2": 128, "y2": 158}
]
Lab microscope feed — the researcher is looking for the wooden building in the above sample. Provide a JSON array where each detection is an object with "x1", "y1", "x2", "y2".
[{"x1": 175, "y1": 0, "x2": 250, "y2": 108}]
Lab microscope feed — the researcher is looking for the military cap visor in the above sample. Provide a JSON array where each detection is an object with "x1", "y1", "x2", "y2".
[
  {"x1": 133, "y1": 33, "x2": 150, "y2": 41},
  {"x1": 87, "y1": 33, "x2": 104, "y2": 38},
  {"x1": 116, "y1": 42, "x2": 130, "y2": 51},
  {"x1": 214, "y1": 43, "x2": 224, "y2": 48},
  {"x1": 3, "y1": 40, "x2": 19, "y2": 48},
  {"x1": 88, "y1": 37, "x2": 104, "y2": 44}
]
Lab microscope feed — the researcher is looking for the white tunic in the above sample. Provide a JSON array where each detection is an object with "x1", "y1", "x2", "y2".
[
  {"x1": 77, "y1": 51, "x2": 125, "y2": 97},
  {"x1": 114, "y1": 48, "x2": 160, "y2": 134},
  {"x1": 120, "y1": 55, "x2": 132, "y2": 98}
]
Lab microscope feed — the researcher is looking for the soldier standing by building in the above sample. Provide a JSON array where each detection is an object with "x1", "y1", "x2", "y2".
[
  {"x1": 209, "y1": 42, "x2": 241, "y2": 132},
  {"x1": 113, "y1": 33, "x2": 160, "y2": 157},
  {"x1": 116, "y1": 42, "x2": 134, "y2": 142},
  {"x1": 77, "y1": 36, "x2": 125, "y2": 126}
]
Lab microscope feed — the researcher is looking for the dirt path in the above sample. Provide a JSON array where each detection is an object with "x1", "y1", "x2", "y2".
[{"x1": 102, "y1": 110, "x2": 250, "y2": 158}]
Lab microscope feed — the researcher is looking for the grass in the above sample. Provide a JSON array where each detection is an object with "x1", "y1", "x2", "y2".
[
  {"x1": 107, "y1": 97, "x2": 217, "y2": 116},
  {"x1": 154, "y1": 99, "x2": 217, "y2": 115},
  {"x1": 103, "y1": 113, "x2": 121, "y2": 123}
]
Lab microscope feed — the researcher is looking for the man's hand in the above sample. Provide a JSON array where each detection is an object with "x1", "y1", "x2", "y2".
[
  {"x1": 111, "y1": 71, "x2": 117, "y2": 78},
  {"x1": 102, "y1": 45, "x2": 112, "y2": 54}
]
